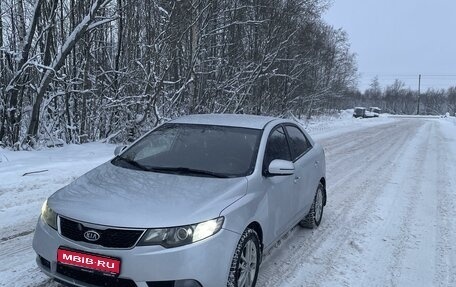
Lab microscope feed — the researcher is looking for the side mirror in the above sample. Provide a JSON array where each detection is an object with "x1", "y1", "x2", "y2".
[
  {"x1": 268, "y1": 159, "x2": 295, "y2": 176},
  {"x1": 114, "y1": 145, "x2": 127, "y2": 156}
]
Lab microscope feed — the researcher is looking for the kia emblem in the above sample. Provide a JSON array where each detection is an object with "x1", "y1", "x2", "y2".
[{"x1": 84, "y1": 230, "x2": 101, "y2": 242}]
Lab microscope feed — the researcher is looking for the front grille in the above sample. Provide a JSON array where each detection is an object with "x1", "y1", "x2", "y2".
[
  {"x1": 59, "y1": 217, "x2": 144, "y2": 248},
  {"x1": 57, "y1": 264, "x2": 137, "y2": 287}
]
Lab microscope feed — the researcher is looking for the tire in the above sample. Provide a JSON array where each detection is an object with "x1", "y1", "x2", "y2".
[
  {"x1": 227, "y1": 228, "x2": 261, "y2": 287},
  {"x1": 300, "y1": 183, "x2": 325, "y2": 229}
]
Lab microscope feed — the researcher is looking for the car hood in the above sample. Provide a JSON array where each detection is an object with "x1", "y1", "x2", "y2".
[{"x1": 48, "y1": 162, "x2": 247, "y2": 228}]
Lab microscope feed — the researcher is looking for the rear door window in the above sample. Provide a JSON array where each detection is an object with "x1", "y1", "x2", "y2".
[{"x1": 285, "y1": 125, "x2": 312, "y2": 160}]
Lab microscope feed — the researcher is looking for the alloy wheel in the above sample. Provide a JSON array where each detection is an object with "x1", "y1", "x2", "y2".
[{"x1": 237, "y1": 239, "x2": 258, "y2": 287}]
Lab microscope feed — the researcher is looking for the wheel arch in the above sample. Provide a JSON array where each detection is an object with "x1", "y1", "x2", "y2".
[{"x1": 246, "y1": 221, "x2": 263, "y2": 254}]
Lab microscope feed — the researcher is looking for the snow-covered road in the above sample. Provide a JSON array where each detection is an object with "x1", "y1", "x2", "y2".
[
  {"x1": 1, "y1": 117, "x2": 455, "y2": 286},
  {"x1": 257, "y1": 118, "x2": 456, "y2": 287}
]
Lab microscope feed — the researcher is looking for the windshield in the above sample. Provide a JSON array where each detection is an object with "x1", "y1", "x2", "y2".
[{"x1": 112, "y1": 124, "x2": 262, "y2": 177}]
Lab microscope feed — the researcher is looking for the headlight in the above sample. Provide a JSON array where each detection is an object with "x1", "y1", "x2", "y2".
[
  {"x1": 41, "y1": 199, "x2": 57, "y2": 230},
  {"x1": 138, "y1": 217, "x2": 224, "y2": 248}
]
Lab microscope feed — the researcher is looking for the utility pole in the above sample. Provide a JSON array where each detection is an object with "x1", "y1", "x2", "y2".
[{"x1": 417, "y1": 74, "x2": 421, "y2": 115}]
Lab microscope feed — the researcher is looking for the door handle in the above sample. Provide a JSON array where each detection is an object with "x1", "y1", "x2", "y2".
[
  {"x1": 294, "y1": 176, "x2": 301, "y2": 183},
  {"x1": 314, "y1": 161, "x2": 319, "y2": 167}
]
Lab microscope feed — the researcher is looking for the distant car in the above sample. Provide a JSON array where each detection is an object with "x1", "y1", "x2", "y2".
[
  {"x1": 33, "y1": 114, "x2": 327, "y2": 287},
  {"x1": 369, "y1": 107, "x2": 382, "y2": 117},
  {"x1": 353, "y1": 107, "x2": 366, "y2": 118}
]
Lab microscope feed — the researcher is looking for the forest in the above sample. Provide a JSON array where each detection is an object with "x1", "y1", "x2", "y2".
[
  {"x1": 347, "y1": 77, "x2": 456, "y2": 116},
  {"x1": 2, "y1": 0, "x2": 454, "y2": 150},
  {"x1": 0, "y1": 0, "x2": 357, "y2": 149}
]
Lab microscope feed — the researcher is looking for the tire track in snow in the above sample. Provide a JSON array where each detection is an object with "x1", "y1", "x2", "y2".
[
  {"x1": 0, "y1": 233, "x2": 50, "y2": 287},
  {"x1": 434, "y1": 123, "x2": 456, "y2": 286},
  {"x1": 0, "y1": 218, "x2": 41, "y2": 244},
  {"x1": 274, "y1": 120, "x2": 455, "y2": 287},
  {"x1": 380, "y1": 121, "x2": 456, "y2": 287},
  {"x1": 303, "y1": 120, "x2": 426, "y2": 287},
  {"x1": 0, "y1": 228, "x2": 35, "y2": 242},
  {"x1": 316, "y1": 121, "x2": 400, "y2": 163},
  {"x1": 0, "y1": 236, "x2": 31, "y2": 260},
  {"x1": 386, "y1": 122, "x2": 432, "y2": 287},
  {"x1": 258, "y1": 122, "x2": 413, "y2": 285},
  {"x1": 257, "y1": 120, "x2": 424, "y2": 286}
]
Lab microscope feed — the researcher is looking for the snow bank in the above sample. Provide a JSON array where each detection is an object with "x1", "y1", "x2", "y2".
[
  {"x1": 0, "y1": 143, "x2": 116, "y2": 286},
  {"x1": 0, "y1": 143, "x2": 115, "y2": 234},
  {"x1": 296, "y1": 109, "x2": 396, "y2": 141}
]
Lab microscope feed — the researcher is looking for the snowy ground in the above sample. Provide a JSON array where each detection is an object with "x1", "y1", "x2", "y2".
[
  {"x1": 0, "y1": 143, "x2": 116, "y2": 286},
  {"x1": 1, "y1": 115, "x2": 455, "y2": 286},
  {"x1": 257, "y1": 116, "x2": 456, "y2": 287}
]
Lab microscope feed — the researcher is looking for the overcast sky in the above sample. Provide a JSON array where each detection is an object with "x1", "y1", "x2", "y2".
[{"x1": 324, "y1": 0, "x2": 456, "y2": 92}]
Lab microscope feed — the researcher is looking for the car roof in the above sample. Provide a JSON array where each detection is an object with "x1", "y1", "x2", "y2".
[{"x1": 170, "y1": 114, "x2": 279, "y2": 129}]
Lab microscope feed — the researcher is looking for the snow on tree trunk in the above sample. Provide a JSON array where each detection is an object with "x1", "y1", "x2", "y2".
[{"x1": 24, "y1": 0, "x2": 113, "y2": 147}]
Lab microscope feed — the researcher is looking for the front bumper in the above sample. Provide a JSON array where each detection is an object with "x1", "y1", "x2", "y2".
[{"x1": 33, "y1": 217, "x2": 240, "y2": 287}]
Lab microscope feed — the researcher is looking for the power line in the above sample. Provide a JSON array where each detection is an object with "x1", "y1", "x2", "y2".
[
  {"x1": 358, "y1": 73, "x2": 456, "y2": 91},
  {"x1": 417, "y1": 74, "x2": 421, "y2": 114}
]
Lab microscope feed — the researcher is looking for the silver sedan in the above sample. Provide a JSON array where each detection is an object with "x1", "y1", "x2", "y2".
[{"x1": 33, "y1": 114, "x2": 326, "y2": 287}]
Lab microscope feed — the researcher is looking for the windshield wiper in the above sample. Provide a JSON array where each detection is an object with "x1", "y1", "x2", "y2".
[
  {"x1": 147, "y1": 166, "x2": 230, "y2": 178},
  {"x1": 114, "y1": 156, "x2": 150, "y2": 171}
]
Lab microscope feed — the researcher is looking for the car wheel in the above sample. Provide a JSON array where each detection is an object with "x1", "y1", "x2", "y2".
[
  {"x1": 300, "y1": 183, "x2": 325, "y2": 229},
  {"x1": 227, "y1": 228, "x2": 261, "y2": 287}
]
